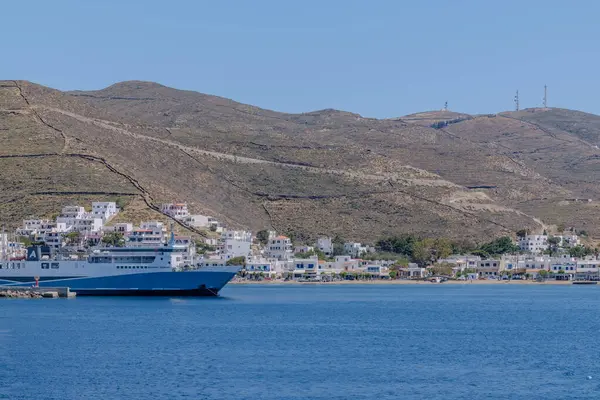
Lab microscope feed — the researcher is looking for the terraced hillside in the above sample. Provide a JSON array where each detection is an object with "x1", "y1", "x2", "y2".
[{"x1": 1, "y1": 80, "x2": 598, "y2": 243}]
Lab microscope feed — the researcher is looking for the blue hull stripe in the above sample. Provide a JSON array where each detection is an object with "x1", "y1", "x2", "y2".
[{"x1": 0, "y1": 271, "x2": 236, "y2": 296}]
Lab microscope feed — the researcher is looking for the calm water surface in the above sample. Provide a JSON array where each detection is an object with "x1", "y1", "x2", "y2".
[{"x1": 2, "y1": 284, "x2": 600, "y2": 400}]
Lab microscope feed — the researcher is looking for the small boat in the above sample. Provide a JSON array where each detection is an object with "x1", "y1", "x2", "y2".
[{"x1": 572, "y1": 281, "x2": 598, "y2": 285}]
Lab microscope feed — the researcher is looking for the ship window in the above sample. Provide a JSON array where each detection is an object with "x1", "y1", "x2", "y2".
[{"x1": 51, "y1": 263, "x2": 59, "y2": 269}]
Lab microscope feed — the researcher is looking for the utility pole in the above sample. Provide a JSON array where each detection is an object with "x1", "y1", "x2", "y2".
[
  {"x1": 543, "y1": 85, "x2": 547, "y2": 108},
  {"x1": 514, "y1": 90, "x2": 520, "y2": 111}
]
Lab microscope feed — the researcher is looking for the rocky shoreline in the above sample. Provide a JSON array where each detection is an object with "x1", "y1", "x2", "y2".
[{"x1": 0, "y1": 289, "x2": 44, "y2": 299}]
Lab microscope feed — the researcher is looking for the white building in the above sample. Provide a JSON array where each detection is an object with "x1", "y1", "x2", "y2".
[
  {"x1": 16, "y1": 218, "x2": 54, "y2": 236},
  {"x1": 476, "y1": 259, "x2": 502, "y2": 277},
  {"x1": 245, "y1": 258, "x2": 289, "y2": 278},
  {"x1": 160, "y1": 203, "x2": 190, "y2": 219},
  {"x1": 44, "y1": 230, "x2": 64, "y2": 250},
  {"x1": 266, "y1": 235, "x2": 293, "y2": 260},
  {"x1": 220, "y1": 230, "x2": 252, "y2": 259},
  {"x1": 107, "y1": 223, "x2": 133, "y2": 234},
  {"x1": 519, "y1": 235, "x2": 548, "y2": 254},
  {"x1": 316, "y1": 237, "x2": 333, "y2": 256},
  {"x1": 92, "y1": 202, "x2": 118, "y2": 222},
  {"x1": 293, "y1": 257, "x2": 320, "y2": 279},
  {"x1": 126, "y1": 221, "x2": 166, "y2": 247},
  {"x1": 437, "y1": 255, "x2": 481, "y2": 271},
  {"x1": 182, "y1": 215, "x2": 209, "y2": 228},
  {"x1": 556, "y1": 234, "x2": 580, "y2": 248},
  {"x1": 173, "y1": 235, "x2": 196, "y2": 266},
  {"x1": 56, "y1": 205, "x2": 103, "y2": 234},
  {"x1": 294, "y1": 245, "x2": 314, "y2": 255},
  {"x1": 343, "y1": 242, "x2": 367, "y2": 258}
]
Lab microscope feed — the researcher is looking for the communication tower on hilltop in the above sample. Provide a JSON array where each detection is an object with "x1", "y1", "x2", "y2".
[
  {"x1": 543, "y1": 85, "x2": 547, "y2": 108},
  {"x1": 443, "y1": 101, "x2": 448, "y2": 111},
  {"x1": 514, "y1": 90, "x2": 520, "y2": 111}
]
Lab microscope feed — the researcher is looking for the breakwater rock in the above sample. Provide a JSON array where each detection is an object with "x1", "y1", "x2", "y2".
[{"x1": 0, "y1": 289, "x2": 43, "y2": 299}]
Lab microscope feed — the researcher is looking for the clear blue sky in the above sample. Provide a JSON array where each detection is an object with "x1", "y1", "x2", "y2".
[{"x1": 2, "y1": 0, "x2": 599, "y2": 118}]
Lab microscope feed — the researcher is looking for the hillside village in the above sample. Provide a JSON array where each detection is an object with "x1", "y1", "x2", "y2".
[{"x1": 1, "y1": 200, "x2": 599, "y2": 283}]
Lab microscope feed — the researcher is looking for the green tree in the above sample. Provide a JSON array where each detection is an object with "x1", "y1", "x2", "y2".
[
  {"x1": 65, "y1": 231, "x2": 81, "y2": 245},
  {"x1": 478, "y1": 236, "x2": 519, "y2": 256},
  {"x1": 516, "y1": 229, "x2": 528, "y2": 238},
  {"x1": 389, "y1": 270, "x2": 398, "y2": 279},
  {"x1": 226, "y1": 256, "x2": 246, "y2": 266},
  {"x1": 376, "y1": 234, "x2": 418, "y2": 256},
  {"x1": 429, "y1": 262, "x2": 454, "y2": 277},
  {"x1": 412, "y1": 238, "x2": 434, "y2": 266},
  {"x1": 115, "y1": 197, "x2": 128, "y2": 211},
  {"x1": 569, "y1": 245, "x2": 593, "y2": 258},
  {"x1": 102, "y1": 232, "x2": 125, "y2": 247},
  {"x1": 333, "y1": 242, "x2": 345, "y2": 256},
  {"x1": 195, "y1": 241, "x2": 216, "y2": 254},
  {"x1": 434, "y1": 238, "x2": 452, "y2": 260},
  {"x1": 411, "y1": 238, "x2": 452, "y2": 266},
  {"x1": 451, "y1": 238, "x2": 477, "y2": 255},
  {"x1": 557, "y1": 224, "x2": 566, "y2": 233},
  {"x1": 547, "y1": 236, "x2": 561, "y2": 256},
  {"x1": 18, "y1": 236, "x2": 32, "y2": 247},
  {"x1": 256, "y1": 230, "x2": 270, "y2": 246}
]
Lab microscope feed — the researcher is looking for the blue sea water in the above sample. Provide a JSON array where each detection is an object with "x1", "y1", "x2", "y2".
[{"x1": 2, "y1": 284, "x2": 600, "y2": 400}]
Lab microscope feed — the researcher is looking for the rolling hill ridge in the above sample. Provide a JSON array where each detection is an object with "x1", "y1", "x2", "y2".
[{"x1": 1, "y1": 80, "x2": 599, "y2": 243}]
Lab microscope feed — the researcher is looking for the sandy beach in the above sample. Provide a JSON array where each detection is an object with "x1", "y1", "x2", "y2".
[{"x1": 230, "y1": 279, "x2": 573, "y2": 285}]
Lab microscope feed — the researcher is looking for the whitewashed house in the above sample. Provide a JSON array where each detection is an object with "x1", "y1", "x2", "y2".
[
  {"x1": 519, "y1": 235, "x2": 548, "y2": 254},
  {"x1": 266, "y1": 235, "x2": 293, "y2": 260},
  {"x1": 92, "y1": 202, "x2": 118, "y2": 222},
  {"x1": 106, "y1": 223, "x2": 133, "y2": 234},
  {"x1": 160, "y1": 203, "x2": 190, "y2": 219},
  {"x1": 16, "y1": 218, "x2": 53, "y2": 236},
  {"x1": 220, "y1": 230, "x2": 252, "y2": 259},
  {"x1": 56, "y1": 205, "x2": 103, "y2": 234},
  {"x1": 316, "y1": 237, "x2": 333, "y2": 256},
  {"x1": 343, "y1": 242, "x2": 367, "y2": 257},
  {"x1": 476, "y1": 260, "x2": 502, "y2": 277},
  {"x1": 294, "y1": 245, "x2": 314, "y2": 254},
  {"x1": 126, "y1": 221, "x2": 165, "y2": 247},
  {"x1": 556, "y1": 234, "x2": 580, "y2": 248},
  {"x1": 293, "y1": 257, "x2": 320, "y2": 279}
]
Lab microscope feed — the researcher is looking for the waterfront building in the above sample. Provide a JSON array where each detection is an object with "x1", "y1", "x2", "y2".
[
  {"x1": 476, "y1": 259, "x2": 502, "y2": 277},
  {"x1": 293, "y1": 257, "x2": 320, "y2": 279}
]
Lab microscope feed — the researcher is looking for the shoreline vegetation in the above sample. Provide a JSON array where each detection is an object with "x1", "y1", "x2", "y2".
[{"x1": 230, "y1": 279, "x2": 573, "y2": 285}]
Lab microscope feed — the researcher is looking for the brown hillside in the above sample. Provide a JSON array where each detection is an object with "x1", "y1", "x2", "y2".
[{"x1": 2, "y1": 80, "x2": 599, "y2": 243}]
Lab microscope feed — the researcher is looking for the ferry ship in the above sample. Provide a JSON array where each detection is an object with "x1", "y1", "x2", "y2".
[{"x1": 0, "y1": 233, "x2": 240, "y2": 296}]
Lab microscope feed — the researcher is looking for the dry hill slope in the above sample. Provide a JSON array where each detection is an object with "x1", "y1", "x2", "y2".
[{"x1": 2, "y1": 80, "x2": 598, "y2": 242}]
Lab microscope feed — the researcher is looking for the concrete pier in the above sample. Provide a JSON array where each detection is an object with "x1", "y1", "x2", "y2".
[{"x1": 0, "y1": 287, "x2": 76, "y2": 298}]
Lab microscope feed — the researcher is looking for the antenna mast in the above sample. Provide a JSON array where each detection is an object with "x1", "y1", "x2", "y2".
[
  {"x1": 443, "y1": 101, "x2": 448, "y2": 111},
  {"x1": 514, "y1": 90, "x2": 520, "y2": 111},
  {"x1": 543, "y1": 85, "x2": 547, "y2": 108}
]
